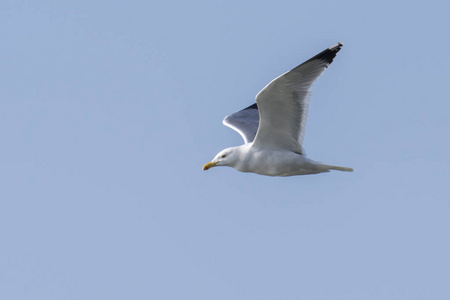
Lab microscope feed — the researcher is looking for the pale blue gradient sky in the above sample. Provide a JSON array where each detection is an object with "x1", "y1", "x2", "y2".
[{"x1": 1, "y1": 1, "x2": 449, "y2": 299}]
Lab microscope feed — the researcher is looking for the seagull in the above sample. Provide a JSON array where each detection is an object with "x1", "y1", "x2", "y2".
[{"x1": 203, "y1": 42, "x2": 353, "y2": 176}]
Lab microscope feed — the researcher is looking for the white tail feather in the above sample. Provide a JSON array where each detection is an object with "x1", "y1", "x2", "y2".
[{"x1": 323, "y1": 164, "x2": 354, "y2": 172}]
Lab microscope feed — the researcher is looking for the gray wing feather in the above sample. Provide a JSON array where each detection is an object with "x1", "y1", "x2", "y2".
[{"x1": 223, "y1": 103, "x2": 259, "y2": 144}]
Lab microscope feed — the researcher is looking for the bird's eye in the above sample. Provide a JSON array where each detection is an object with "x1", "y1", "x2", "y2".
[{"x1": 221, "y1": 155, "x2": 227, "y2": 158}]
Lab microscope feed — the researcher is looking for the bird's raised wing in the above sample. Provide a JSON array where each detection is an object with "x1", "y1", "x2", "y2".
[
  {"x1": 223, "y1": 103, "x2": 259, "y2": 144},
  {"x1": 252, "y1": 42, "x2": 343, "y2": 153}
]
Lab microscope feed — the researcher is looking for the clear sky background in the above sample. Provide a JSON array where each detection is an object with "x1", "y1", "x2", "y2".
[{"x1": 1, "y1": 0, "x2": 449, "y2": 299}]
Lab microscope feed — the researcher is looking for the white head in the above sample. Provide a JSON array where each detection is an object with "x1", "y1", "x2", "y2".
[{"x1": 202, "y1": 147, "x2": 240, "y2": 171}]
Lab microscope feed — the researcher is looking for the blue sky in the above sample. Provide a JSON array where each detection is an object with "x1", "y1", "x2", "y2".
[{"x1": 1, "y1": 0, "x2": 449, "y2": 299}]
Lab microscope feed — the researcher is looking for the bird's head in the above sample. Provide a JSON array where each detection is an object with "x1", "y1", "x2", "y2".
[{"x1": 202, "y1": 147, "x2": 238, "y2": 171}]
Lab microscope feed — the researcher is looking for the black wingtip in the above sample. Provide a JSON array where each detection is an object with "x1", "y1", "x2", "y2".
[
  {"x1": 290, "y1": 42, "x2": 343, "y2": 72},
  {"x1": 300, "y1": 42, "x2": 343, "y2": 68},
  {"x1": 329, "y1": 42, "x2": 343, "y2": 53},
  {"x1": 315, "y1": 42, "x2": 343, "y2": 65},
  {"x1": 241, "y1": 103, "x2": 258, "y2": 111}
]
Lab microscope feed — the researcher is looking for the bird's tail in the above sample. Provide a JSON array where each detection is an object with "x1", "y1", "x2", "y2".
[{"x1": 322, "y1": 164, "x2": 354, "y2": 172}]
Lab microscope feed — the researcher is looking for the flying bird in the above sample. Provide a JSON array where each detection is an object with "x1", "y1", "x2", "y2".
[{"x1": 203, "y1": 42, "x2": 353, "y2": 176}]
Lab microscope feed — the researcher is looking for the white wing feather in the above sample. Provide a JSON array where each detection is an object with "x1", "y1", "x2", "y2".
[{"x1": 252, "y1": 42, "x2": 343, "y2": 153}]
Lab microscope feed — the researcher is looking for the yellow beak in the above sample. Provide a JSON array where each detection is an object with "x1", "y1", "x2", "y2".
[{"x1": 202, "y1": 161, "x2": 218, "y2": 171}]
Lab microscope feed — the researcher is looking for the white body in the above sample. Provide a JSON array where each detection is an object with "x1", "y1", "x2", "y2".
[{"x1": 228, "y1": 144, "x2": 328, "y2": 176}]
